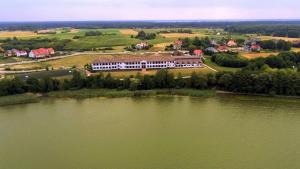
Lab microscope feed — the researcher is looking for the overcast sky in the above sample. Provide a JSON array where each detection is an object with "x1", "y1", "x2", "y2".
[{"x1": 1, "y1": 0, "x2": 299, "y2": 21}]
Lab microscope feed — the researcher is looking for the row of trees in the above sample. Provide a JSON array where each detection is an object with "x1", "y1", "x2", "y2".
[
  {"x1": 211, "y1": 53, "x2": 249, "y2": 68},
  {"x1": 246, "y1": 51, "x2": 300, "y2": 70},
  {"x1": 225, "y1": 25, "x2": 300, "y2": 38},
  {"x1": 2, "y1": 67, "x2": 300, "y2": 97},
  {"x1": 260, "y1": 40, "x2": 292, "y2": 51},
  {"x1": 1, "y1": 38, "x2": 71, "y2": 51},
  {"x1": 158, "y1": 29, "x2": 193, "y2": 34}
]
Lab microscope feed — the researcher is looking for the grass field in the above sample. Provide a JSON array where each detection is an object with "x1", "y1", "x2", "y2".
[
  {"x1": 241, "y1": 52, "x2": 279, "y2": 59},
  {"x1": 204, "y1": 58, "x2": 241, "y2": 72}
]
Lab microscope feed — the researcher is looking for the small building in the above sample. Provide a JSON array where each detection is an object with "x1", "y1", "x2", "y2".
[
  {"x1": 29, "y1": 48, "x2": 55, "y2": 59},
  {"x1": 205, "y1": 47, "x2": 218, "y2": 54},
  {"x1": 217, "y1": 45, "x2": 229, "y2": 52},
  {"x1": 12, "y1": 49, "x2": 27, "y2": 57},
  {"x1": 91, "y1": 55, "x2": 203, "y2": 71},
  {"x1": 227, "y1": 40, "x2": 237, "y2": 47},
  {"x1": 193, "y1": 49, "x2": 203, "y2": 56},
  {"x1": 4, "y1": 50, "x2": 13, "y2": 57},
  {"x1": 173, "y1": 40, "x2": 183, "y2": 50},
  {"x1": 250, "y1": 44, "x2": 261, "y2": 52},
  {"x1": 135, "y1": 42, "x2": 149, "y2": 50},
  {"x1": 210, "y1": 39, "x2": 218, "y2": 46}
]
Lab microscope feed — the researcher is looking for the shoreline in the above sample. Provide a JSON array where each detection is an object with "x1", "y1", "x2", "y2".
[{"x1": 1, "y1": 89, "x2": 300, "y2": 107}]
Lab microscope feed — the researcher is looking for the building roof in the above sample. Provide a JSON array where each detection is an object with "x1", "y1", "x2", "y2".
[
  {"x1": 251, "y1": 44, "x2": 261, "y2": 49},
  {"x1": 218, "y1": 45, "x2": 228, "y2": 51},
  {"x1": 92, "y1": 55, "x2": 201, "y2": 64},
  {"x1": 31, "y1": 48, "x2": 54, "y2": 56},
  {"x1": 174, "y1": 40, "x2": 183, "y2": 45},
  {"x1": 193, "y1": 50, "x2": 203, "y2": 55},
  {"x1": 227, "y1": 40, "x2": 237, "y2": 46}
]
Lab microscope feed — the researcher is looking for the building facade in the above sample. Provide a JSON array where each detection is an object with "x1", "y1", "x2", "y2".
[{"x1": 91, "y1": 55, "x2": 202, "y2": 71}]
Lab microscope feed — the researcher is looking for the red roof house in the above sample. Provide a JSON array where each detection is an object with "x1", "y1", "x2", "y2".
[
  {"x1": 193, "y1": 49, "x2": 203, "y2": 56},
  {"x1": 173, "y1": 40, "x2": 183, "y2": 50},
  {"x1": 217, "y1": 45, "x2": 229, "y2": 52},
  {"x1": 29, "y1": 48, "x2": 55, "y2": 59},
  {"x1": 227, "y1": 40, "x2": 237, "y2": 47},
  {"x1": 250, "y1": 44, "x2": 261, "y2": 51}
]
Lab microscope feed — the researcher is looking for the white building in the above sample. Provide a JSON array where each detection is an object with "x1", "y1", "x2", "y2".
[{"x1": 91, "y1": 55, "x2": 203, "y2": 71}]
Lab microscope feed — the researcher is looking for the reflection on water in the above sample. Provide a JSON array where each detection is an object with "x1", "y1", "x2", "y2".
[{"x1": 0, "y1": 96, "x2": 300, "y2": 169}]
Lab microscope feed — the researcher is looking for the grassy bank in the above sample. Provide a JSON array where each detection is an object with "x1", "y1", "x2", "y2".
[
  {"x1": 47, "y1": 89, "x2": 216, "y2": 99},
  {"x1": 0, "y1": 93, "x2": 40, "y2": 107}
]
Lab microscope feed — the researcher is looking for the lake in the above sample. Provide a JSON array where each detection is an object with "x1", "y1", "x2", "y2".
[{"x1": 1, "y1": 95, "x2": 300, "y2": 169}]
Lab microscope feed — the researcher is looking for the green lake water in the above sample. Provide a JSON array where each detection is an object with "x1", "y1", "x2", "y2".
[{"x1": 1, "y1": 95, "x2": 300, "y2": 169}]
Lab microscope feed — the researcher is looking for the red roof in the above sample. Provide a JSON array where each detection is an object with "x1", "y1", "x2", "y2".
[
  {"x1": 193, "y1": 50, "x2": 203, "y2": 55},
  {"x1": 174, "y1": 40, "x2": 183, "y2": 45},
  {"x1": 31, "y1": 48, "x2": 54, "y2": 56},
  {"x1": 251, "y1": 44, "x2": 261, "y2": 49},
  {"x1": 218, "y1": 45, "x2": 228, "y2": 51}
]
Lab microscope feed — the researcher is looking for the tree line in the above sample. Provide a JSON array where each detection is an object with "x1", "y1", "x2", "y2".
[
  {"x1": 1, "y1": 38, "x2": 71, "y2": 51},
  {"x1": 1, "y1": 66, "x2": 300, "y2": 97},
  {"x1": 225, "y1": 25, "x2": 300, "y2": 38}
]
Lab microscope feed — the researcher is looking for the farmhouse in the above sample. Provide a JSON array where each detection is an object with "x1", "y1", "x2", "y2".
[
  {"x1": 217, "y1": 45, "x2": 229, "y2": 52},
  {"x1": 173, "y1": 40, "x2": 183, "y2": 50},
  {"x1": 205, "y1": 47, "x2": 218, "y2": 54},
  {"x1": 91, "y1": 55, "x2": 203, "y2": 71},
  {"x1": 135, "y1": 42, "x2": 149, "y2": 50},
  {"x1": 227, "y1": 40, "x2": 237, "y2": 47},
  {"x1": 250, "y1": 44, "x2": 261, "y2": 52},
  {"x1": 12, "y1": 49, "x2": 27, "y2": 57},
  {"x1": 29, "y1": 48, "x2": 55, "y2": 59},
  {"x1": 193, "y1": 49, "x2": 203, "y2": 56}
]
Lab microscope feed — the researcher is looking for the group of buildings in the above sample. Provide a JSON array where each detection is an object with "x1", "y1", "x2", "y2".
[
  {"x1": 172, "y1": 39, "x2": 262, "y2": 55},
  {"x1": 4, "y1": 48, "x2": 55, "y2": 59},
  {"x1": 91, "y1": 54, "x2": 203, "y2": 71},
  {"x1": 206, "y1": 39, "x2": 262, "y2": 53}
]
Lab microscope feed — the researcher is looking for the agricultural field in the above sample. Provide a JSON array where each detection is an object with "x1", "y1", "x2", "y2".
[
  {"x1": 292, "y1": 48, "x2": 300, "y2": 52},
  {"x1": 0, "y1": 31, "x2": 40, "y2": 39},
  {"x1": 119, "y1": 29, "x2": 138, "y2": 35},
  {"x1": 240, "y1": 52, "x2": 279, "y2": 59}
]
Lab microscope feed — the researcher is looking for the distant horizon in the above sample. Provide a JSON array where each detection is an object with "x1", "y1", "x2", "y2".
[{"x1": 2, "y1": 19, "x2": 300, "y2": 23}]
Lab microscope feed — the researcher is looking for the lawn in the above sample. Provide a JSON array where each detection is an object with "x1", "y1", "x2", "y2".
[
  {"x1": 204, "y1": 57, "x2": 241, "y2": 72},
  {"x1": 0, "y1": 57, "x2": 32, "y2": 64}
]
